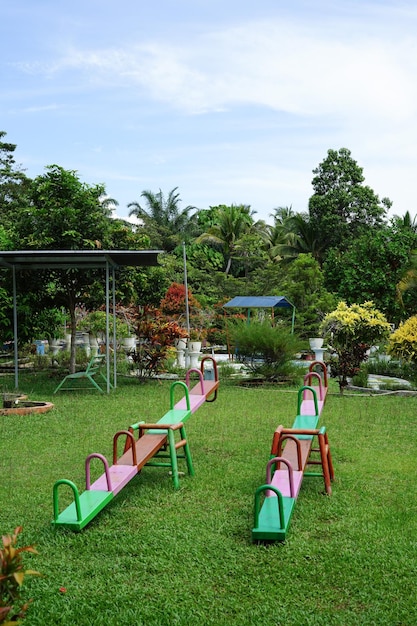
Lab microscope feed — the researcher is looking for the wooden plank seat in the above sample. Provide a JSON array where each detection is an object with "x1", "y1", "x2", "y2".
[
  {"x1": 298, "y1": 381, "x2": 324, "y2": 418},
  {"x1": 52, "y1": 479, "x2": 114, "y2": 531},
  {"x1": 190, "y1": 356, "x2": 220, "y2": 403},
  {"x1": 52, "y1": 453, "x2": 116, "y2": 531},
  {"x1": 120, "y1": 383, "x2": 195, "y2": 489},
  {"x1": 88, "y1": 431, "x2": 139, "y2": 495},
  {"x1": 267, "y1": 455, "x2": 304, "y2": 499},
  {"x1": 174, "y1": 368, "x2": 207, "y2": 413},
  {"x1": 252, "y1": 363, "x2": 333, "y2": 542},
  {"x1": 52, "y1": 375, "x2": 217, "y2": 531},
  {"x1": 253, "y1": 482, "x2": 296, "y2": 542},
  {"x1": 253, "y1": 426, "x2": 334, "y2": 541}
]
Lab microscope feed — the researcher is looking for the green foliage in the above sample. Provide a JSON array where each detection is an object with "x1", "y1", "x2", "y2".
[
  {"x1": 388, "y1": 315, "x2": 417, "y2": 363},
  {"x1": 230, "y1": 320, "x2": 302, "y2": 382},
  {"x1": 351, "y1": 363, "x2": 369, "y2": 388},
  {"x1": 280, "y1": 253, "x2": 337, "y2": 337},
  {"x1": 0, "y1": 526, "x2": 39, "y2": 624},
  {"x1": 196, "y1": 204, "x2": 257, "y2": 275},
  {"x1": 77, "y1": 310, "x2": 131, "y2": 339},
  {"x1": 309, "y1": 148, "x2": 389, "y2": 256},
  {"x1": 0, "y1": 131, "x2": 31, "y2": 237},
  {"x1": 19, "y1": 165, "x2": 111, "y2": 250},
  {"x1": 128, "y1": 187, "x2": 197, "y2": 251},
  {"x1": 130, "y1": 306, "x2": 188, "y2": 378},
  {"x1": 30, "y1": 307, "x2": 66, "y2": 340},
  {"x1": 323, "y1": 225, "x2": 417, "y2": 323}
]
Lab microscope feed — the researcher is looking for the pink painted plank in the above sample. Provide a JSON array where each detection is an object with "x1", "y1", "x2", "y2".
[
  {"x1": 268, "y1": 469, "x2": 304, "y2": 498},
  {"x1": 189, "y1": 380, "x2": 219, "y2": 396},
  {"x1": 89, "y1": 465, "x2": 138, "y2": 496},
  {"x1": 175, "y1": 394, "x2": 206, "y2": 413},
  {"x1": 300, "y1": 399, "x2": 324, "y2": 416}
]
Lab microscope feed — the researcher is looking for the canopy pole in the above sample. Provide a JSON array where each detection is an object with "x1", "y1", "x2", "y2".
[
  {"x1": 13, "y1": 266, "x2": 18, "y2": 389},
  {"x1": 105, "y1": 261, "x2": 111, "y2": 393},
  {"x1": 183, "y1": 242, "x2": 190, "y2": 336},
  {"x1": 112, "y1": 266, "x2": 117, "y2": 389}
]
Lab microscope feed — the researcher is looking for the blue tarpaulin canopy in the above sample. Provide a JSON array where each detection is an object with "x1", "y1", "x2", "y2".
[{"x1": 223, "y1": 296, "x2": 295, "y2": 333}]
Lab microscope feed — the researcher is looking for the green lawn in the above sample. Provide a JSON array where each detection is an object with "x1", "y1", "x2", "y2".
[{"x1": 1, "y1": 371, "x2": 417, "y2": 625}]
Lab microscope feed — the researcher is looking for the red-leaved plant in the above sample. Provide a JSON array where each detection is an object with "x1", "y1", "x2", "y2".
[{"x1": 0, "y1": 527, "x2": 39, "y2": 624}]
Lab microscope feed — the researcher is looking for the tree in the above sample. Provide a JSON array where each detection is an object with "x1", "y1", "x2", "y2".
[
  {"x1": 265, "y1": 206, "x2": 300, "y2": 262},
  {"x1": 0, "y1": 131, "x2": 31, "y2": 235},
  {"x1": 15, "y1": 165, "x2": 113, "y2": 372},
  {"x1": 309, "y1": 148, "x2": 390, "y2": 255},
  {"x1": 128, "y1": 187, "x2": 197, "y2": 252},
  {"x1": 323, "y1": 224, "x2": 417, "y2": 324},
  {"x1": 196, "y1": 204, "x2": 257, "y2": 275},
  {"x1": 279, "y1": 254, "x2": 337, "y2": 338}
]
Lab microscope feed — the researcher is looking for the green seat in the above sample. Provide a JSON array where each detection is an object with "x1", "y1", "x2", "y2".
[
  {"x1": 53, "y1": 354, "x2": 112, "y2": 393},
  {"x1": 52, "y1": 479, "x2": 114, "y2": 531},
  {"x1": 252, "y1": 485, "x2": 296, "y2": 542}
]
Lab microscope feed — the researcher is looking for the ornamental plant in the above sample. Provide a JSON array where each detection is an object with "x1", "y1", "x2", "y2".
[
  {"x1": 0, "y1": 526, "x2": 39, "y2": 624},
  {"x1": 230, "y1": 320, "x2": 302, "y2": 383},
  {"x1": 130, "y1": 306, "x2": 188, "y2": 378},
  {"x1": 320, "y1": 301, "x2": 391, "y2": 392},
  {"x1": 387, "y1": 315, "x2": 417, "y2": 362}
]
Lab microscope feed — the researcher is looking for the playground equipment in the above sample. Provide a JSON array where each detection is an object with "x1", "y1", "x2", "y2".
[
  {"x1": 252, "y1": 361, "x2": 334, "y2": 542},
  {"x1": 52, "y1": 357, "x2": 219, "y2": 531},
  {"x1": 53, "y1": 354, "x2": 113, "y2": 394}
]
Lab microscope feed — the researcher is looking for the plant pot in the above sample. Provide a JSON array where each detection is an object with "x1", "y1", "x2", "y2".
[
  {"x1": 188, "y1": 341, "x2": 202, "y2": 353},
  {"x1": 309, "y1": 338, "x2": 324, "y2": 350},
  {"x1": 122, "y1": 337, "x2": 136, "y2": 351},
  {"x1": 175, "y1": 338, "x2": 187, "y2": 351}
]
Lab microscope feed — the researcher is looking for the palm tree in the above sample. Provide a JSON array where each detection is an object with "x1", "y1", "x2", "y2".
[
  {"x1": 263, "y1": 208, "x2": 326, "y2": 265},
  {"x1": 196, "y1": 204, "x2": 257, "y2": 274},
  {"x1": 128, "y1": 187, "x2": 197, "y2": 251},
  {"x1": 265, "y1": 206, "x2": 300, "y2": 262}
]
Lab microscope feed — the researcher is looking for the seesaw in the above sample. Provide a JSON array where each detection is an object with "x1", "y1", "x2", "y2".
[
  {"x1": 252, "y1": 361, "x2": 334, "y2": 542},
  {"x1": 52, "y1": 359, "x2": 220, "y2": 531}
]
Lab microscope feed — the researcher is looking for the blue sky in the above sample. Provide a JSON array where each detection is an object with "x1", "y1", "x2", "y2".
[{"x1": 2, "y1": 0, "x2": 417, "y2": 224}]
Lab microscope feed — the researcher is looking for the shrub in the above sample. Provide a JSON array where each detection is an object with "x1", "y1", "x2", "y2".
[
  {"x1": 320, "y1": 301, "x2": 391, "y2": 392},
  {"x1": 130, "y1": 306, "x2": 188, "y2": 379},
  {"x1": 388, "y1": 315, "x2": 417, "y2": 363},
  {"x1": 0, "y1": 526, "x2": 39, "y2": 624},
  {"x1": 230, "y1": 320, "x2": 302, "y2": 383}
]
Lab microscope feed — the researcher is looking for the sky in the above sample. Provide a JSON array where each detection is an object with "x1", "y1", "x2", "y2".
[{"x1": 2, "y1": 0, "x2": 417, "y2": 225}]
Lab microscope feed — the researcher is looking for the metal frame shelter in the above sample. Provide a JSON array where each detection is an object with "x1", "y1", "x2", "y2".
[
  {"x1": 223, "y1": 296, "x2": 296, "y2": 333},
  {"x1": 0, "y1": 250, "x2": 162, "y2": 392}
]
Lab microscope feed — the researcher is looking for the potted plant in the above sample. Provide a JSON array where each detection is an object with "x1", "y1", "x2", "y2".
[
  {"x1": 188, "y1": 328, "x2": 205, "y2": 353},
  {"x1": 78, "y1": 311, "x2": 132, "y2": 350}
]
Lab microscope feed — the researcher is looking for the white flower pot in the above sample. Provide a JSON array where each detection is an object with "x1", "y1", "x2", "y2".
[
  {"x1": 123, "y1": 337, "x2": 136, "y2": 350},
  {"x1": 188, "y1": 341, "x2": 202, "y2": 353},
  {"x1": 175, "y1": 338, "x2": 187, "y2": 351},
  {"x1": 309, "y1": 338, "x2": 324, "y2": 350}
]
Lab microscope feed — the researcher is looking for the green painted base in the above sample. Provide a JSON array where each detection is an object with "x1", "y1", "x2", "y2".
[
  {"x1": 52, "y1": 490, "x2": 114, "y2": 531},
  {"x1": 252, "y1": 496, "x2": 295, "y2": 542}
]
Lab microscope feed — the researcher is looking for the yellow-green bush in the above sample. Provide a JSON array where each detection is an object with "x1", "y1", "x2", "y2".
[{"x1": 388, "y1": 315, "x2": 417, "y2": 362}]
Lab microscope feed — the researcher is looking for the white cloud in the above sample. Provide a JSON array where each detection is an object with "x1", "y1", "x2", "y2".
[{"x1": 28, "y1": 16, "x2": 417, "y2": 125}]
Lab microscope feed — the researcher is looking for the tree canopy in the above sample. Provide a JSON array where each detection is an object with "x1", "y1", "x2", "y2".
[{"x1": 308, "y1": 148, "x2": 390, "y2": 255}]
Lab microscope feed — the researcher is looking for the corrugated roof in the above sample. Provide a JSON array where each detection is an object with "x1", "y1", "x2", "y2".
[
  {"x1": 0, "y1": 249, "x2": 162, "y2": 270},
  {"x1": 223, "y1": 296, "x2": 294, "y2": 309}
]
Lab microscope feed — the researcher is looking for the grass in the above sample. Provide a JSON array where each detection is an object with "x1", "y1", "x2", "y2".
[{"x1": 2, "y1": 369, "x2": 417, "y2": 625}]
